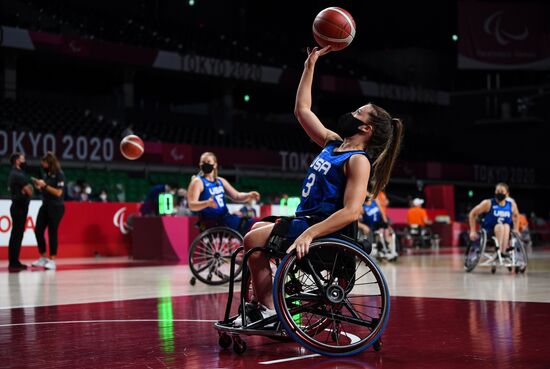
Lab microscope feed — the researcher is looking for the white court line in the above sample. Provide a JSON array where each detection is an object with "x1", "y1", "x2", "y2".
[
  {"x1": 0, "y1": 290, "x2": 232, "y2": 310},
  {"x1": 259, "y1": 330, "x2": 360, "y2": 364},
  {"x1": 0, "y1": 319, "x2": 217, "y2": 328},
  {"x1": 259, "y1": 354, "x2": 320, "y2": 364}
]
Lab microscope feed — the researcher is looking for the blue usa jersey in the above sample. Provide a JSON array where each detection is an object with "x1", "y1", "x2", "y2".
[
  {"x1": 296, "y1": 141, "x2": 367, "y2": 218},
  {"x1": 362, "y1": 201, "x2": 381, "y2": 227},
  {"x1": 197, "y1": 176, "x2": 228, "y2": 219},
  {"x1": 482, "y1": 198, "x2": 513, "y2": 230}
]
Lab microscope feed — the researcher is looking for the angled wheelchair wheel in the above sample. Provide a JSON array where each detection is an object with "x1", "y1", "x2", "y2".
[
  {"x1": 510, "y1": 231, "x2": 528, "y2": 274},
  {"x1": 188, "y1": 227, "x2": 243, "y2": 285},
  {"x1": 272, "y1": 238, "x2": 390, "y2": 357},
  {"x1": 464, "y1": 230, "x2": 486, "y2": 273}
]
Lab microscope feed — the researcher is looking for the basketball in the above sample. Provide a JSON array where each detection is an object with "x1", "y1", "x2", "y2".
[
  {"x1": 120, "y1": 134, "x2": 144, "y2": 160},
  {"x1": 312, "y1": 7, "x2": 356, "y2": 51}
]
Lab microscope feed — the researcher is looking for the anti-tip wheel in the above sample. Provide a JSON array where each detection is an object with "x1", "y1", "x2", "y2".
[
  {"x1": 190, "y1": 277, "x2": 196, "y2": 286},
  {"x1": 218, "y1": 333, "x2": 231, "y2": 349},
  {"x1": 232, "y1": 337, "x2": 247, "y2": 354}
]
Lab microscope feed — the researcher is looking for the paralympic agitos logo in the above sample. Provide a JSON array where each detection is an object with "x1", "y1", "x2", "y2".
[
  {"x1": 484, "y1": 10, "x2": 529, "y2": 46},
  {"x1": 113, "y1": 207, "x2": 129, "y2": 235}
]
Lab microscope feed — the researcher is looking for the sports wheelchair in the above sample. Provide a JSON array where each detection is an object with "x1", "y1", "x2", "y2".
[
  {"x1": 214, "y1": 218, "x2": 390, "y2": 357},
  {"x1": 359, "y1": 228, "x2": 398, "y2": 262},
  {"x1": 464, "y1": 229, "x2": 527, "y2": 274},
  {"x1": 188, "y1": 218, "x2": 247, "y2": 286},
  {"x1": 402, "y1": 225, "x2": 439, "y2": 249}
]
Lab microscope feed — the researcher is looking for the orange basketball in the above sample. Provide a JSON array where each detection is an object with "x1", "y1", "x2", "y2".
[
  {"x1": 120, "y1": 134, "x2": 144, "y2": 160},
  {"x1": 312, "y1": 7, "x2": 356, "y2": 51}
]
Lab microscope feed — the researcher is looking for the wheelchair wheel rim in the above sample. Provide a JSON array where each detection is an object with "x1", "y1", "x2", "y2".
[
  {"x1": 188, "y1": 227, "x2": 243, "y2": 285},
  {"x1": 273, "y1": 239, "x2": 390, "y2": 356}
]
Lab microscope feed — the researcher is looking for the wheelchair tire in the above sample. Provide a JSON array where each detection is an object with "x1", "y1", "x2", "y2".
[
  {"x1": 272, "y1": 238, "x2": 390, "y2": 357},
  {"x1": 511, "y1": 231, "x2": 528, "y2": 274},
  {"x1": 188, "y1": 227, "x2": 244, "y2": 285},
  {"x1": 464, "y1": 231, "x2": 486, "y2": 273}
]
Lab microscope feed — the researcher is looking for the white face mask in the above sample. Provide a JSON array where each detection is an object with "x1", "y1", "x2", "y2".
[
  {"x1": 85, "y1": 186, "x2": 92, "y2": 195},
  {"x1": 100, "y1": 193, "x2": 107, "y2": 201}
]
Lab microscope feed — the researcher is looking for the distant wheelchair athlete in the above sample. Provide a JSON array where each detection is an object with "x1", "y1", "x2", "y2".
[
  {"x1": 465, "y1": 182, "x2": 527, "y2": 274},
  {"x1": 187, "y1": 151, "x2": 260, "y2": 285},
  {"x1": 357, "y1": 194, "x2": 398, "y2": 261}
]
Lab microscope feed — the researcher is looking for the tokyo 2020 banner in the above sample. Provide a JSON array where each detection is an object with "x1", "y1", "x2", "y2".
[{"x1": 458, "y1": 2, "x2": 550, "y2": 70}]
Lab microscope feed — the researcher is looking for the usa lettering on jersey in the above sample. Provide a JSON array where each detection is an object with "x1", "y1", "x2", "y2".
[
  {"x1": 366, "y1": 207, "x2": 380, "y2": 217},
  {"x1": 209, "y1": 186, "x2": 224, "y2": 196},
  {"x1": 492, "y1": 208, "x2": 511, "y2": 218},
  {"x1": 310, "y1": 157, "x2": 332, "y2": 175}
]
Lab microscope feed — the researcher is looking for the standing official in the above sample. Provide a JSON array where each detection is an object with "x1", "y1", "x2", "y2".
[
  {"x1": 7, "y1": 153, "x2": 33, "y2": 271},
  {"x1": 31, "y1": 152, "x2": 66, "y2": 270}
]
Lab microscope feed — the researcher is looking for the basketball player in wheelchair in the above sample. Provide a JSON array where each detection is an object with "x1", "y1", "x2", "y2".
[
  {"x1": 465, "y1": 182, "x2": 527, "y2": 273},
  {"x1": 357, "y1": 194, "x2": 398, "y2": 262},
  {"x1": 214, "y1": 45, "x2": 402, "y2": 356},
  {"x1": 186, "y1": 151, "x2": 260, "y2": 285}
]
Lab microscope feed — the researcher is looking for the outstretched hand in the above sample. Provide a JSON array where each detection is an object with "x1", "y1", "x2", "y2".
[{"x1": 305, "y1": 45, "x2": 332, "y2": 68}]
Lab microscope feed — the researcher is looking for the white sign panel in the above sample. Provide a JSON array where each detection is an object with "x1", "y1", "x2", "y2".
[{"x1": 0, "y1": 200, "x2": 42, "y2": 247}]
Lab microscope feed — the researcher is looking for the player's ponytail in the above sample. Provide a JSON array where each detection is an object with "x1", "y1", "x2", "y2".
[{"x1": 366, "y1": 105, "x2": 403, "y2": 197}]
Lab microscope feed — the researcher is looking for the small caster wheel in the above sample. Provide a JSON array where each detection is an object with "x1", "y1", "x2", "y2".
[
  {"x1": 190, "y1": 277, "x2": 196, "y2": 286},
  {"x1": 233, "y1": 336, "x2": 247, "y2": 354},
  {"x1": 508, "y1": 266, "x2": 512, "y2": 272},
  {"x1": 491, "y1": 266, "x2": 496, "y2": 274},
  {"x1": 373, "y1": 339, "x2": 383, "y2": 352},
  {"x1": 219, "y1": 333, "x2": 231, "y2": 349},
  {"x1": 520, "y1": 266, "x2": 526, "y2": 274}
]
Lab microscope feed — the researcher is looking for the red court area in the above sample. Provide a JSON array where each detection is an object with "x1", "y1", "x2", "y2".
[{"x1": 1, "y1": 293, "x2": 548, "y2": 369}]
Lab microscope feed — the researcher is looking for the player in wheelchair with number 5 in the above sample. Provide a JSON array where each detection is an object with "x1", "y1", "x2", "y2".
[
  {"x1": 466, "y1": 182, "x2": 527, "y2": 273},
  {"x1": 186, "y1": 151, "x2": 261, "y2": 285}
]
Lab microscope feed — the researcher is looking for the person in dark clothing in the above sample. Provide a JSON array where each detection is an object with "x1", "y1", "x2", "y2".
[
  {"x1": 31, "y1": 152, "x2": 66, "y2": 270},
  {"x1": 7, "y1": 153, "x2": 33, "y2": 271},
  {"x1": 139, "y1": 183, "x2": 178, "y2": 216}
]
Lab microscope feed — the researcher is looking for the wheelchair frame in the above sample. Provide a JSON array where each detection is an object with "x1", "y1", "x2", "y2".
[
  {"x1": 464, "y1": 229, "x2": 528, "y2": 274},
  {"x1": 214, "y1": 237, "x2": 390, "y2": 356},
  {"x1": 188, "y1": 225, "x2": 244, "y2": 286}
]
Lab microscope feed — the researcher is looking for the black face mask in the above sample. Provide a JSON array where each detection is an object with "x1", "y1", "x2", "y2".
[
  {"x1": 336, "y1": 112, "x2": 364, "y2": 138},
  {"x1": 495, "y1": 193, "x2": 506, "y2": 202},
  {"x1": 19, "y1": 162, "x2": 27, "y2": 171},
  {"x1": 200, "y1": 163, "x2": 214, "y2": 174}
]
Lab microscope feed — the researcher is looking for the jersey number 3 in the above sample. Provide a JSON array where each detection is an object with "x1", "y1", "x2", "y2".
[{"x1": 302, "y1": 173, "x2": 316, "y2": 198}]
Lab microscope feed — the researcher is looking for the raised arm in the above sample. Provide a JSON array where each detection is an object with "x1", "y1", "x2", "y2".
[
  {"x1": 294, "y1": 46, "x2": 341, "y2": 147},
  {"x1": 219, "y1": 177, "x2": 260, "y2": 203}
]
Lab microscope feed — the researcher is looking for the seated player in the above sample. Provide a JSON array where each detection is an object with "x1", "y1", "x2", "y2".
[
  {"x1": 187, "y1": 151, "x2": 260, "y2": 234},
  {"x1": 237, "y1": 46, "x2": 403, "y2": 326},
  {"x1": 358, "y1": 194, "x2": 397, "y2": 260},
  {"x1": 468, "y1": 182, "x2": 520, "y2": 255}
]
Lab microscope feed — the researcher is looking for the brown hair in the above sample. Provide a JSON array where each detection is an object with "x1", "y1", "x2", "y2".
[
  {"x1": 365, "y1": 104, "x2": 404, "y2": 197},
  {"x1": 198, "y1": 152, "x2": 219, "y2": 179},
  {"x1": 495, "y1": 182, "x2": 509, "y2": 194},
  {"x1": 41, "y1": 151, "x2": 62, "y2": 175}
]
